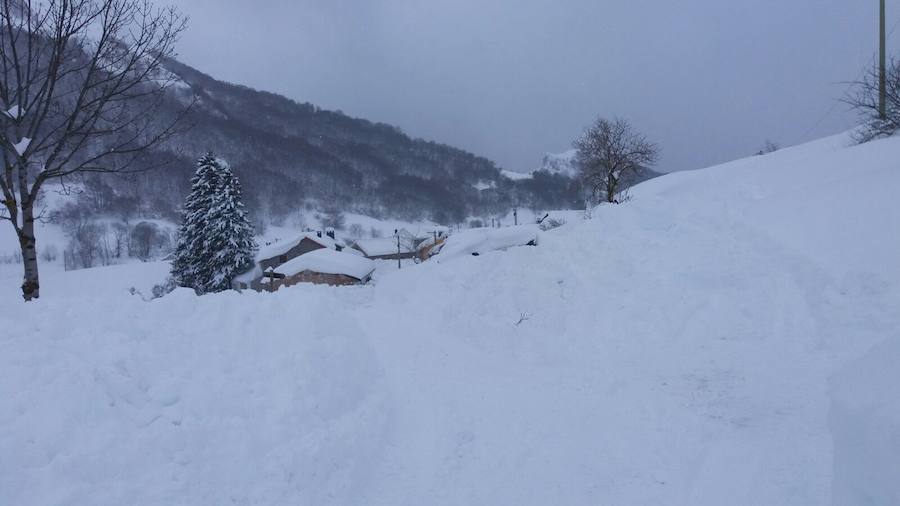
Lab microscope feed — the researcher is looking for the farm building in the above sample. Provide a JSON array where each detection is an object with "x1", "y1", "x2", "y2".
[
  {"x1": 234, "y1": 249, "x2": 375, "y2": 291},
  {"x1": 353, "y1": 233, "x2": 417, "y2": 261},
  {"x1": 266, "y1": 249, "x2": 376, "y2": 290},
  {"x1": 256, "y1": 231, "x2": 339, "y2": 271}
]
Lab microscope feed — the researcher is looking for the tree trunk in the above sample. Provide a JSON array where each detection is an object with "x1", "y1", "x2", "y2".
[
  {"x1": 606, "y1": 175, "x2": 619, "y2": 203},
  {"x1": 19, "y1": 207, "x2": 40, "y2": 301}
]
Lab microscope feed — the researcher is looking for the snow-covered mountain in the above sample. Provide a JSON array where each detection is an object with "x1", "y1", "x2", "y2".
[
  {"x1": 539, "y1": 149, "x2": 580, "y2": 178},
  {"x1": 1, "y1": 131, "x2": 898, "y2": 505}
]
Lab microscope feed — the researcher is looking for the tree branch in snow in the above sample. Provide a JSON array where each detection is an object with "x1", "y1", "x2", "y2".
[{"x1": 514, "y1": 312, "x2": 532, "y2": 327}]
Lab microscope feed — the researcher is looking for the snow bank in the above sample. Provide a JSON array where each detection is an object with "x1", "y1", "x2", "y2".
[
  {"x1": 829, "y1": 336, "x2": 900, "y2": 505},
  {"x1": 0, "y1": 280, "x2": 388, "y2": 506}
]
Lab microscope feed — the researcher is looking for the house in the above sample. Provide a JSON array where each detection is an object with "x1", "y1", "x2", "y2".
[
  {"x1": 352, "y1": 232, "x2": 417, "y2": 261},
  {"x1": 259, "y1": 249, "x2": 375, "y2": 290},
  {"x1": 234, "y1": 230, "x2": 354, "y2": 291},
  {"x1": 256, "y1": 232, "x2": 338, "y2": 271}
]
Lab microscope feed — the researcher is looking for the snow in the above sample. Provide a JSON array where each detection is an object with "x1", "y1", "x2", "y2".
[
  {"x1": 539, "y1": 149, "x2": 579, "y2": 177},
  {"x1": 3, "y1": 105, "x2": 21, "y2": 120},
  {"x1": 256, "y1": 232, "x2": 336, "y2": 261},
  {"x1": 829, "y1": 337, "x2": 900, "y2": 505},
  {"x1": 1, "y1": 131, "x2": 900, "y2": 504},
  {"x1": 435, "y1": 224, "x2": 539, "y2": 262},
  {"x1": 13, "y1": 137, "x2": 31, "y2": 156},
  {"x1": 277, "y1": 248, "x2": 376, "y2": 280},
  {"x1": 501, "y1": 150, "x2": 578, "y2": 180},
  {"x1": 232, "y1": 262, "x2": 262, "y2": 285},
  {"x1": 354, "y1": 237, "x2": 413, "y2": 257},
  {"x1": 501, "y1": 169, "x2": 533, "y2": 180}
]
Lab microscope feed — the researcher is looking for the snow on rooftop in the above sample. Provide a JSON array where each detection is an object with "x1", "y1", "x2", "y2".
[
  {"x1": 436, "y1": 224, "x2": 539, "y2": 262},
  {"x1": 276, "y1": 248, "x2": 375, "y2": 280},
  {"x1": 256, "y1": 232, "x2": 336, "y2": 261},
  {"x1": 354, "y1": 237, "x2": 414, "y2": 257}
]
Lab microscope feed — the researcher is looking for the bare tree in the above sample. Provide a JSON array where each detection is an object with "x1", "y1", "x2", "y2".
[
  {"x1": 0, "y1": 0, "x2": 188, "y2": 300},
  {"x1": 65, "y1": 218, "x2": 104, "y2": 269},
  {"x1": 573, "y1": 117, "x2": 659, "y2": 205},
  {"x1": 845, "y1": 58, "x2": 900, "y2": 143}
]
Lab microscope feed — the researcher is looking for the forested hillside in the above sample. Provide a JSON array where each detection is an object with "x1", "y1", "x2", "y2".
[{"x1": 94, "y1": 59, "x2": 586, "y2": 226}]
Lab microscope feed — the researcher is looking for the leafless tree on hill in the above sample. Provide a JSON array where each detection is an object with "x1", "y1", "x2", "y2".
[
  {"x1": 845, "y1": 58, "x2": 900, "y2": 143},
  {"x1": 573, "y1": 117, "x2": 659, "y2": 205}
]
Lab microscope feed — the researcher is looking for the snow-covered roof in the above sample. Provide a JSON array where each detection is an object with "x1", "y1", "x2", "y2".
[
  {"x1": 256, "y1": 232, "x2": 336, "y2": 261},
  {"x1": 416, "y1": 235, "x2": 438, "y2": 251},
  {"x1": 436, "y1": 225, "x2": 539, "y2": 262},
  {"x1": 276, "y1": 248, "x2": 375, "y2": 280},
  {"x1": 354, "y1": 237, "x2": 414, "y2": 257}
]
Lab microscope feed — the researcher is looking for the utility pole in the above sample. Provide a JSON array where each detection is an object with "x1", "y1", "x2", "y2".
[
  {"x1": 395, "y1": 229, "x2": 401, "y2": 270},
  {"x1": 880, "y1": 0, "x2": 887, "y2": 120}
]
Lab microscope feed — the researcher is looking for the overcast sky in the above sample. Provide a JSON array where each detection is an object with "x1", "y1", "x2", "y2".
[{"x1": 174, "y1": 0, "x2": 898, "y2": 173}]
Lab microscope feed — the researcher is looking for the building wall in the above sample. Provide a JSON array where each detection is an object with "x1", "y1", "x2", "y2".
[{"x1": 271, "y1": 271, "x2": 363, "y2": 290}]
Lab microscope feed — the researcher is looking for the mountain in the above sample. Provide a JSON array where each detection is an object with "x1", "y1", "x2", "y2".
[{"x1": 103, "y1": 59, "x2": 582, "y2": 225}]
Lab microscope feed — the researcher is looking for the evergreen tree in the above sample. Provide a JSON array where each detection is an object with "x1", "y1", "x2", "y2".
[
  {"x1": 171, "y1": 153, "x2": 222, "y2": 291},
  {"x1": 202, "y1": 161, "x2": 258, "y2": 293}
]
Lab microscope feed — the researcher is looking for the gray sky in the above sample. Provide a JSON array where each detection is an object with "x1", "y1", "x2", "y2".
[{"x1": 174, "y1": 0, "x2": 897, "y2": 173}]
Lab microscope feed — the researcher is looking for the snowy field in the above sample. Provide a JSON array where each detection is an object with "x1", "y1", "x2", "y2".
[{"x1": 2, "y1": 132, "x2": 900, "y2": 504}]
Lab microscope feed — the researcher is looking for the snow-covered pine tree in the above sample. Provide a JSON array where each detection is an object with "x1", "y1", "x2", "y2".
[
  {"x1": 170, "y1": 153, "x2": 223, "y2": 292},
  {"x1": 201, "y1": 160, "x2": 258, "y2": 293}
]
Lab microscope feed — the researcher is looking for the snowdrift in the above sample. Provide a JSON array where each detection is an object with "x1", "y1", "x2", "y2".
[{"x1": 1, "y1": 132, "x2": 899, "y2": 505}]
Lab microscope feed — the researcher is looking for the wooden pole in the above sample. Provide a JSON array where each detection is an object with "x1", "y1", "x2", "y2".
[{"x1": 880, "y1": 0, "x2": 887, "y2": 120}]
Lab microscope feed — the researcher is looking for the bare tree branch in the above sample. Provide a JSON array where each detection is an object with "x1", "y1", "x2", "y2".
[
  {"x1": 573, "y1": 117, "x2": 659, "y2": 205},
  {"x1": 0, "y1": 0, "x2": 189, "y2": 300}
]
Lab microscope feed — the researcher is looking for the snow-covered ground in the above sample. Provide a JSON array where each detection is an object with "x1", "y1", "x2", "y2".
[{"x1": 2, "y1": 132, "x2": 899, "y2": 505}]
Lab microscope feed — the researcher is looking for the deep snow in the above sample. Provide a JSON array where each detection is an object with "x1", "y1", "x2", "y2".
[{"x1": 1, "y1": 132, "x2": 899, "y2": 505}]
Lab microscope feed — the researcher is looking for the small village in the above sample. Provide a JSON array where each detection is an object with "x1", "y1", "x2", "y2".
[{"x1": 232, "y1": 221, "x2": 544, "y2": 292}]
